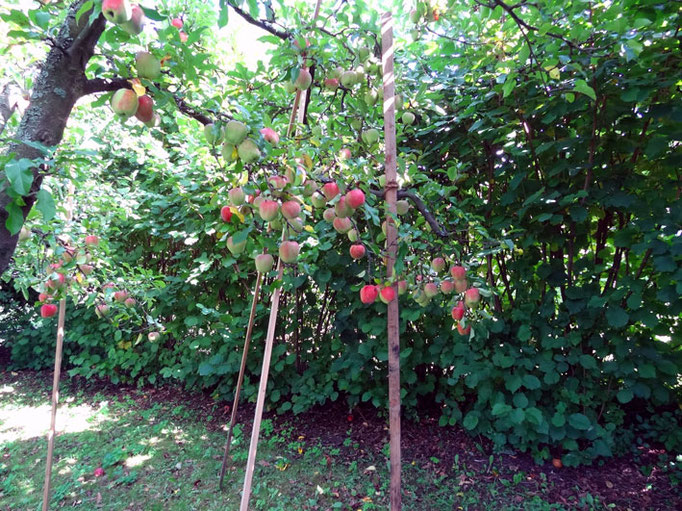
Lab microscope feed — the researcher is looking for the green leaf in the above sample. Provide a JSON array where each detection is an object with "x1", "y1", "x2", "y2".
[
  {"x1": 5, "y1": 200, "x2": 24, "y2": 235},
  {"x1": 616, "y1": 389, "x2": 633, "y2": 403},
  {"x1": 638, "y1": 363, "x2": 655, "y2": 379},
  {"x1": 492, "y1": 403, "x2": 512, "y2": 416},
  {"x1": 198, "y1": 362, "x2": 215, "y2": 376},
  {"x1": 605, "y1": 306, "x2": 629, "y2": 328},
  {"x1": 512, "y1": 392, "x2": 528, "y2": 408},
  {"x1": 523, "y1": 374, "x2": 541, "y2": 390},
  {"x1": 462, "y1": 412, "x2": 479, "y2": 430},
  {"x1": 35, "y1": 189, "x2": 56, "y2": 221},
  {"x1": 551, "y1": 412, "x2": 566, "y2": 427},
  {"x1": 568, "y1": 413, "x2": 591, "y2": 430},
  {"x1": 218, "y1": 0, "x2": 229, "y2": 27},
  {"x1": 573, "y1": 79, "x2": 596, "y2": 101},
  {"x1": 579, "y1": 354, "x2": 597, "y2": 370},
  {"x1": 5, "y1": 158, "x2": 34, "y2": 195}
]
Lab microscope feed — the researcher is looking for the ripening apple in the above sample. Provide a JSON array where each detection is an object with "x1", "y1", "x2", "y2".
[
  {"x1": 255, "y1": 253, "x2": 274, "y2": 273},
  {"x1": 220, "y1": 206, "x2": 232, "y2": 222},
  {"x1": 228, "y1": 187, "x2": 245, "y2": 206},
  {"x1": 39, "y1": 292, "x2": 50, "y2": 303},
  {"x1": 360, "y1": 285, "x2": 379, "y2": 304},
  {"x1": 364, "y1": 89, "x2": 378, "y2": 107},
  {"x1": 379, "y1": 286, "x2": 396, "y2": 304},
  {"x1": 440, "y1": 280, "x2": 455, "y2": 294},
  {"x1": 349, "y1": 244, "x2": 365, "y2": 259},
  {"x1": 171, "y1": 17, "x2": 183, "y2": 29},
  {"x1": 46, "y1": 273, "x2": 66, "y2": 290},
  {"x1": 179, "y1": 31, "x2": 188, "y2": 43},
  {"x1": 431, "y1": 257, "x2": 446, "y2": 274},
  {"x1": 95, "y1": 304, "x2": 109, "y2": 317},
  {"x1": 226, "y1": 236, "x2": 247, "y2": 255},
  {"x1": 237, "y1": 139, "x2": 261, "y2": 163},
  {"x1": 322, "y1": 182, "x2": 339, "y2": 200},
  {"x1": 102, "y1": 0, "x2": 132, "y2": 24},
  {"x1": 465, "y1": 287, "x2": 480, "y2": 308},
  {"x1": 295, "y1": 68, "x2": 312, "y2": 90},
  {"x1": 451, "y1": 305, "x2": 465, "y2": 321},
  {"x1": 457, "y1": 321, "x2": 471, "y2": 336},
  {"x1": 333, "y1": 217, "x2": 352, "y2": 234},
  {"x1": 204, "y1": 123, "x2": 222, "y2": 145},
  {"x1": 40, "y1": 303, "x2": 58, "y2": 318},
  {"x1": 424, "y1": 282, "x2": 439, "y2": 298},
  {"x1": 148, "y1": 331, "x2": 161, "y2": 341},
  {"x1": 402, "y1": 112, "x2": 416, "y2": 125},
  {"x1": 110, "y1": 89, "x2": 139, "y2": 118},
  {"x1": 124, "y1": 297, "x2": 136, "y2": 307},
  {"x1": 287, "y1": 217, "x2": 304, "y2": 234},
  {"x1": 347, "y1": 229, "x2": 358, "y2": 242},
  {"x1": 135, "y1": 94, "x2": 154, "y2": 123},
  {"x1": 84, "y1": 235, "x2": 99, "y2": 247},
  {"x1": 224, "y1": 120, "x2": 248, "y2": 145},
  {"x1": 19, "y1": 226, "x2": 31, "y2": 242},
  {"x1": 397, "y1": 280, "x2": 408, "y2": 295},
  {"x1": 346, "y1": 189, "x2": 365, "y2": 209},
  {"x1": 334, "y1": 196, "x2": 353, "y2": 218},
  {"x1": 450, "y1": 266, "x2": 466, "y2": 280},
  {"x1": 121, "y1": 4, "x2": 145, "y2": 35},
  {"x1": 114, "y1": 290, "x2": 128, "y2": 302},
  {"x1": 302, "y1": 179, "x2": 317, "y2": 197},
  {"x1": 258, "y1": 200, "x2": 279, "y2": 222},
  {"x1": 338, "y1": 148, "x2": 352, "y2": 160},
  {"x1": 135, "y1": 51, "x2": 161, "y2": 80},
  {"x1": 269, "y1": 175, "x2": 288, "y2": 190},
  {"x1": 284, "y1": 81, "x2": 297, "y2": 94},
  {"x1": 260, "y1": 127, "x2": 280, "y2": 145},
  {"x1": 324, "y1": 78, "x2": 339, "y2": 90},
  {"x1": 454, "y1": 279, "x2": 468, "y2": 294},
  {"x1": 319, "y1": 209, "x2": 337, "y2": 226},
  {"x1": 361, "y1": 128, "x2": 380, "y2": 145},
  {"x1": 340, "y1": 70, "x2": 357, "y2": 88},
  {"x1": 311, "y1": 192, "x2": 326, "y2": 208},
  {"x1": 281, "y1": 201, "x2": 301, "y2": 220},
  {"x1": 279, "y1": 241, "x2": 300, "y2": 263}
]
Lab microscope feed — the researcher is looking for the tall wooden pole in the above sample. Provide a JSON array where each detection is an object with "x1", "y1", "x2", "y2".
[
  {"x1": 218, "y1": 272, "x2": 263, "y2": 489},
  {"x1": 41, "y1": 298, "x2": 66, "y2": 510},
  {"x1": 381, "y1": 11, "x2": 402, "y2": 511}
]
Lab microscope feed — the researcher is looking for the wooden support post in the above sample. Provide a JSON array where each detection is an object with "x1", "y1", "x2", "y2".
[
  {"x1": 218, "y1": 272, "x2": 263, "y2": 489},
  {"x1": 239, "y1": 255, "x2": 284, "y2": 510},
  {"x1": 381, "y1": 11, "x2": 402, "y2": 511},
  {"x1": 41, "y1": 298, "x2": 67, "y2": 511}
]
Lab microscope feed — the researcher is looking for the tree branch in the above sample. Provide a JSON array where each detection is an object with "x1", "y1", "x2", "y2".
[
  {"x1": 369, "y1": 187, "x2": 450, "y2": 238},
  {"x1": 227, "y1": 1, "x2": 290, "y2": 40}
]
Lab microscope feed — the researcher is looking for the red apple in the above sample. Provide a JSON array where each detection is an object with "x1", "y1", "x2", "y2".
[
  {"x1": 455, "y1": 279, "x2": 468, "y2": 294},
  {"x1": 281, "y1": 201, "x2": 301, "y2": 219},
  {"x1": 220, "y1": 206, "x2": 232, "y2": 222},
  {"x1": 431, "y1": 257, "x2": 446, "y2": 274},
  {"x1": 346, "y1": 189, "x2": 365, "y2": 209},
  {"x1": 124, "y1": 297, "x2": 136, "y2": 307},
  {"x1": 260, "y1": 127, "x2": 280, "y2": 145},
  {"x1": 84, "y1": 235, "x2": 99, "y2": 247},
  {"x1": 465, "y1": 287, "x2": 480, "y2": 308},
  {"x1": 457, "y1": 321, "x2": 471, "y2": 336},
  {"x1": 279, "y1": 241, "x2": 300, "y2": 263},
  {"x1": 40, "y1": 304, "x2": 58, "y2": 318},
  {"x1": 451, "y1": 305, "x2": 465, "y2": 321},
  {"x1": 360, "y1": 285, "x2": 379, "y2": 304},
  {"x1": 322, "y1": 182, "x2": 339, "y2": 200},
  {"x1": 349, "y1": 244, "x2": 365, "y2": 259},
  {"x1": 380, "y1": 286, "x2": 396, "y2": 304},
  {"x1": 424, "y1": 282, "x2": 439, "y2": 298},
  {"x1": 450, "y1": 265, "x2": 466, "y2": 280},
  {"x1": 333, "y1": 217, "x2": 352, "y2": 233},
  {"x1": 96, "y1": 304, "x2": 109, "y2": 317},
  {"x1": 39, "y1": 293, "x2": 50, "y2": 303},
  {"x1": 171, "y1": 17, "x2": 183, "y2": 29},
  {"x1": 259, "y1": 200, "x2": 280, "y2": 221},
  {"x1": 179, "y1": 31, "x2": 188, "y2": 43},
  {"x1": 114, "y1": 290, "x2": 128, "y2": 302},
  {"x1": 323, "y1": 208, "x2": 336, "y2": 222},
  {"x1": 338, "y1": 148, "x2": 351, "y2": 160},
  {"x1": 440, "y1": 280, "x2": 455, "y2": 294}
]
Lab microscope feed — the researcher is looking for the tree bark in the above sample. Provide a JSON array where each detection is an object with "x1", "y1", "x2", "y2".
[{"x1": 0, "y1": 1, "x2": 106, "y2": 276}]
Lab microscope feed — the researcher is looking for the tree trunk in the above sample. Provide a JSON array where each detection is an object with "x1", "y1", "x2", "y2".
[{"x1": 0, "y1": 1, "x2": 105, "y2": 276}]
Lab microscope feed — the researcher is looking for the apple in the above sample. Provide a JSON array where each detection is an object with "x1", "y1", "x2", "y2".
[
  {"x1": 287, "y1": 217, "x2": 304, "y2": 234},
  {"x1": 134, "y1": 94, "x2": 153, "y2": 123},
  {"x1": 340, "y1": 70, "x2": 356, "y2": 88},
  {"x1": 269, "y1": 175, "x2": 288, "y2": 190},
  {"x1": 431, "y1": 257, "x2": 446, "y2": 274},
  {"x1": 148, "y1": 331, "x2": 161, "y2": 341},
  {"x1": 40, "y1": 303, "x2": 58, "y2": 318},
  {"x1": 454, "y1": 279, "x2": 468, "y2": 294},
  {"x1": 333, "y1": 217, "x2": 352, "y2": 234},
  {"x1": 46, "y1": 273, "x2": 66, "y2": 290},
  {"x1": 121, "y1": 4, "x2": 145, "y2": 35},
  {"x1": 451, "y1": 305, "x2": 465, "y2": 321},
  {"x1": 361, "y1": 128, "x2": 380, "y2": 145},
  {"x1": 379, "y1": 286, "x2": 396, "y2": 304},
  {"x1": 204, "y1": 123, "x2": 222, "y2": 145},
  {"x1": 171, "y1": 17, "x2": 183, "y2": 29},
  {"x1": 364, "y1": 89, "x2": 378, "y2": 107},
  {"x1": 284, "y1": 81, "x2": 297, "y2": 94},
  {"x1": 440, "y1": 280, "x2": 455, "y2": 294},
  {"x1": 221, "y1": 143, "x2": 237, "y2": 162},
  {"x1": 338, "y1": 148, "x2": 352, "y2": 160},
  {"x1": 358, "y1": 46, "x2": 370, "y2": 61},
  {"x1": 110, "y1": 89, "x2": 138, "y2": 118},
  {"x1": 397, "y1": 280, "x2": 408, "y2": 295},
  {"x1": 260, "y1": 127, "x2": 280, "y2": 145},
  {"x1": 124, "y1": 297, "x2": 136, "y2": 307},
  {"x1": 226, "y1": 236, "x2": 247, "y2": 255},
  {"x1": 95, "y1": 304, "x2": 109, "y2": 317},
  {"x1": 323, "y1": 208, "x2": 336, "y2": 222},
  {"x1": 237, "y1": 139, "x2": 261, "y2": 163},
  {"x1": 457, "y1": 322, "x2": 471, "y2": 336},
  {"x1": 402, "y1": 112, "x2": 416, "y2": 125},
  {"x1": 114, "y1": 290, "x2": 128, "y2": 302},
  {"x1": 224, "y1": 120, "x2": 248, "y2": 145},
  {"x1": 255, "y1": 253, "x2": 274, "y2": 273},
  {"x1": 346, "y1": 189, "x2": 365, "y2": 209},
  {"x1": 79, "y1": 264, "x2": 94, "y2": 275},
  {"x1": 258, "y1": 200, "x2": 279, "y2": 222},
  {"x1": 311, "y1": 192, "x2": 326, "y2": 208},
  {"x1": 179, "y1": 31, "x2": 188, "y2": 43},
  {"x1": 228, "y1": 187, "x2": 245, "y2": 206},
  {"x1": 360, "y1": 285, "x2": 379, "y2": 304},
  {"x1": 220, "y1": 206, "x2": 232, "y2": 222},
  {"x1": 349, "y1": 244, "x2": 365, "y2": 259},
  {"x1": 424, "y1": 282, "x2": 439, "y2": 298},
  {"x1": 84, "y1": 235, "x2": 99, "y2": 247},
  {"x1": 347, "y1": 229, "x2": 358, "y2": 242},
  {"x1": 19, "y1": 226, "x2": 31, "y2": 242},
  {"x1": 279, "y1": 241, "x2": 300, "y2": 263},
  {"x1": 322, "y1": 182, "x2": 339, "y2": 200},
  {"x1": 450, "y1": 265, "x2": 466, "y2": 280},
  {"x1": 302, "y1": 179, "x2": 317, "y2": 196},
  {"x1": 295, "y1": 68, "x2": 312, "y2": 90},
  {"x1": 334, "y1": 196, "x2": 353, "y2": 218},
  {"x1": 102, "y1": 0, "x2": 132, "y2": 24},
  {"x1": 465, "y1": 287, "x2": 480, "y2": 308},
  {"x1": 324, "y1": 78, "x2": 339, "y2": 90},
  {"x1": 39, "y1": 293, "x2": 50, "y2": 303},
  {"x1": 281, "y1": 201, "x2": 301, "y2": 219},
  {"x1": 135, "y1": 51, "x2": 161, "y2": 80}
]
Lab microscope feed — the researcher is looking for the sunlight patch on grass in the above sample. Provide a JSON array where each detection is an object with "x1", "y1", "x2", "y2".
[{"x1": 125, "y1": 453, "x2": 152, "y2": 468}]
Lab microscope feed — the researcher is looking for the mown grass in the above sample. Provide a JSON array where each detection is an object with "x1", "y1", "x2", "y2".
[{"x1": 0, "y1": 371, "x2": 610, "y2": 510}]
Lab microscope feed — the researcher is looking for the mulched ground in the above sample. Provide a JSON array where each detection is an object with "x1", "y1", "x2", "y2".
[{"x1": 3, "y1": 369, "x2": 680, "y2": 510}]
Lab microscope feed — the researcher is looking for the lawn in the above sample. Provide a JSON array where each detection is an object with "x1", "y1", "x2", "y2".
[{"x1": 0, "y1": 370, "x2": 678, "y2": 510}]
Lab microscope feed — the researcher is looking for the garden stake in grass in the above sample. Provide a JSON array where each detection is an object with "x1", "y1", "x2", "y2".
[
  {"x1": 41, "y1": 298, "x2": 66, "y2": 511},
  {"x1": 218, "y1": 271, "x2": 263, "y2": 489},
  {"x1": 381, "y1": 11, "x2": 402, "y2": 510}
]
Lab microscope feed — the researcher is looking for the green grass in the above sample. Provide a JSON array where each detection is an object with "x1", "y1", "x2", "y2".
[{"x1": 0, "y1": 372, "x2": 602, "y2": 510}]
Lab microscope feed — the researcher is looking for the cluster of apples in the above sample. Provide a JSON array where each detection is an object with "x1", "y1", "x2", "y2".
[
  {"x1": 101, "y1": 0, "x2": 145, "y2": 35},
  {"x1": 204, "y1": 120, "x2": 265, "y2": 164},
  {"x1": 109, "y1": 51, "x2": 161, "y2": 126},
  {"x1": 409, "y1": 0, "x2": 444, "y2": 24},
  {"x1": 37, "y1": 235, "x2": 100, "y2": 319}
]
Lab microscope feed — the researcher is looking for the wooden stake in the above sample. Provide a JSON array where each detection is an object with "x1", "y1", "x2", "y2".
[
  {"x1": 41, "y1": 298, "x2": 67, "y2": 511},
  {"x1": 239, "y1": 254, "x2": 284, "y2": 510},
  {"x1": 218, "y1": 272, "x2": 263, "y2": 489},
  {"x1": 381, "y1": 11, "x2": 402, "y2": 511}
]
